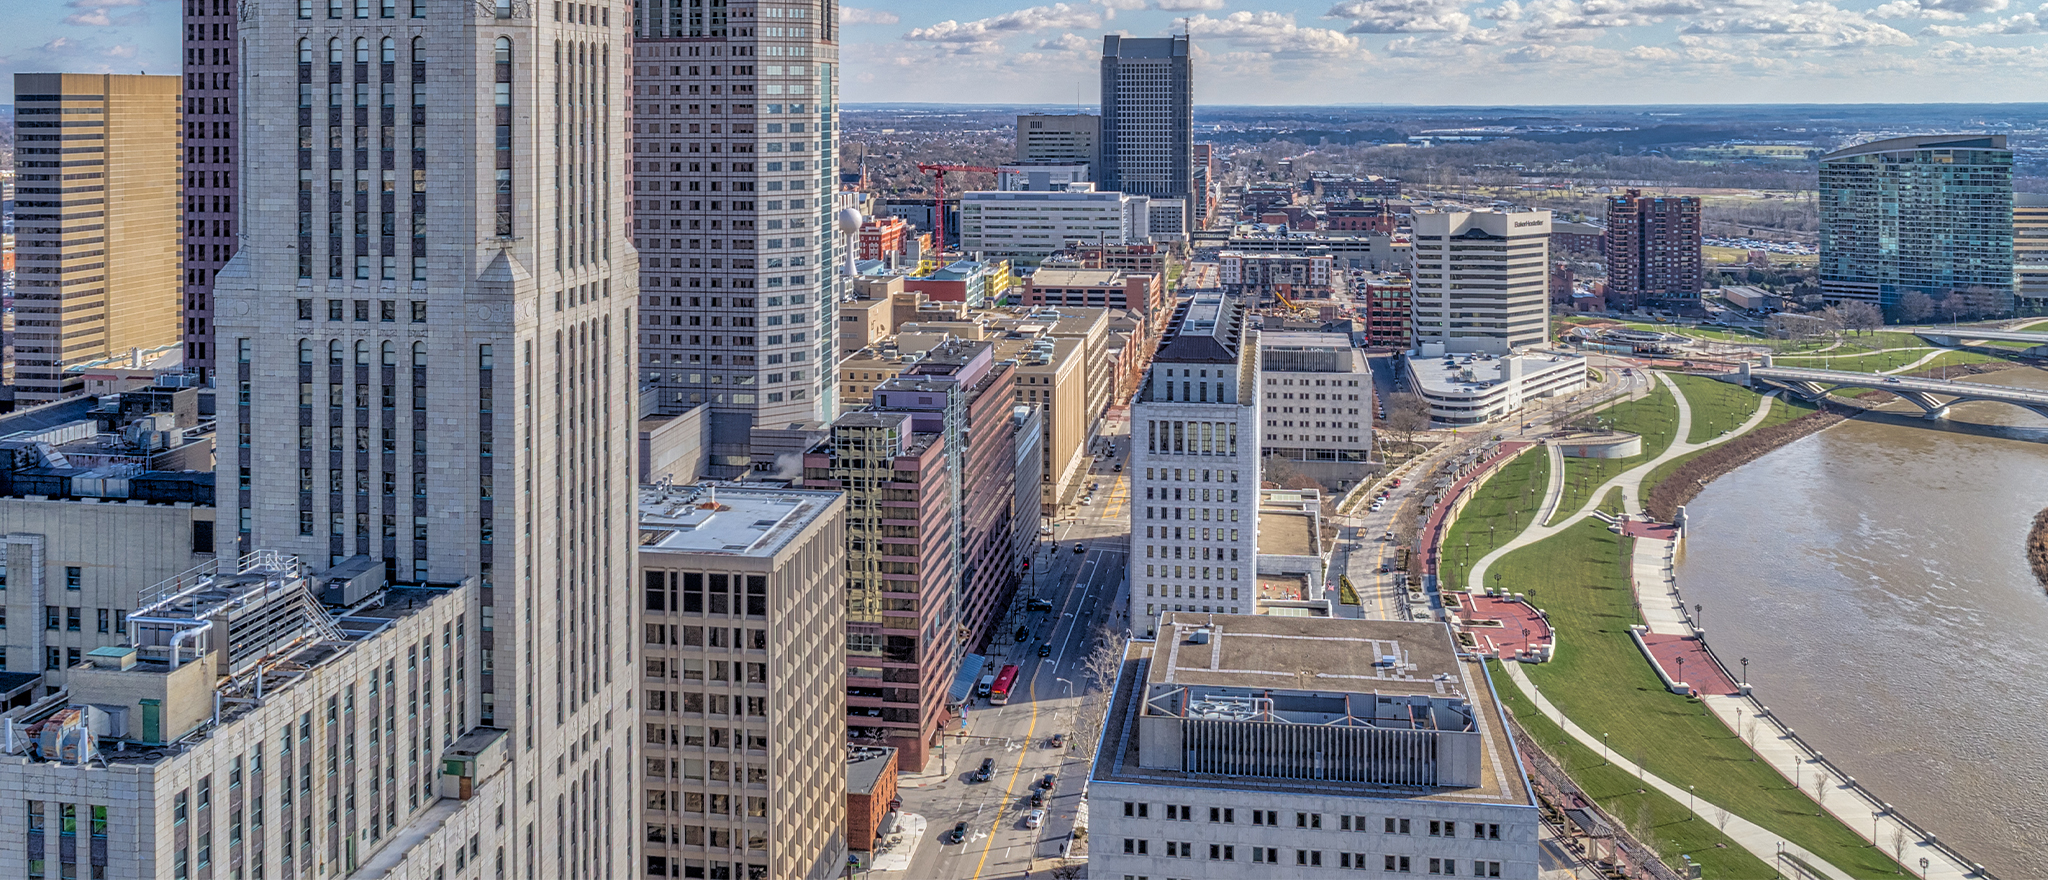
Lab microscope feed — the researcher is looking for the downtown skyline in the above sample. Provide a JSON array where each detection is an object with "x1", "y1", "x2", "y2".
[{"x1": 6, "y1": 0, "x2": 2048, "y2": 105}]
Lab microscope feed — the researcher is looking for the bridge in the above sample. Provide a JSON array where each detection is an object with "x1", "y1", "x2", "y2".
[
  {"x1": 1738, "y1": 363, "x2": 2048, "y2": 420},
  {"x1": 1913, "y1": 327, "x2": 2048, "y2": 355}
]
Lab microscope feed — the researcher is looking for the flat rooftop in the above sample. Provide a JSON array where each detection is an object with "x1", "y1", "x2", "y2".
[
  {"x1": 1255, "y1": 509, "x2": 1315, "y2": 557},
  {"x1": 637, "y1": 484, "x2": 841, "y2": 558},
  {"x1": 1092, "y1": 614, "x2": 1532, "y2": 807},
  {"x1": 1031, "y1": 269, "x2": 1124, "y2": 288},
  {"x1": 1409, "y1": 350, "x2": 1585, "y2": 395},
  {"x1": 847, "y1": 745, "x2": 898, "y2": 797}
]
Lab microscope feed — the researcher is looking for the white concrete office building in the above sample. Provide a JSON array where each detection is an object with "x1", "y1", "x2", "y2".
[
  {"x1": 1128, "y1": 295, "x2": 1261, "y2": 639},
  {"x1": 1411, "y1": 210, "x2": 1552, "y2": 354},
  {"x1": 957, "y1": 187, "x2": 1150, "y2": 267},
  {"x1": 211, "y1": 2, "x2": 640, "y2": 877},
  {"x1": 1089, "y1": 613, "x2": 1541, "y2": 880}
]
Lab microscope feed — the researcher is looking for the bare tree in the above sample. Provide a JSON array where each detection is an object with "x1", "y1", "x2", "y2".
[
  {"x1": 1383, "y1": 393, "x2": 1432, "y2": 448},
  {"x1": 1890, "y1": 824, "x2": 1908, "y2": 872},
  {"x1": 1894, "y1": 291, "x2": 1935, "y2": 323},
  {"x1": 1839, "y1": 300, "x2": 1884, "y2": 335},
  {"x1": 1715, "y1": 806, "x2": 1731, "y2": 833},
  {"x1": 1051, "y1": 860, "x2": 1086, "y2": 880},
  {"x1": 1070, "y1": 625, "x2": 1130, "y2": 765},
  {"x1": 1814, "y1": 770, "x2": 1833, "y2": 816}
]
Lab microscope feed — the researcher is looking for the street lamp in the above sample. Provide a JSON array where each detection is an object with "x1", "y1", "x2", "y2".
[
  {"x1": 1688, "y1": 785, "x2": 1696, "y2": 821},
  {"x1": 1602, "y1": 732, "x2": 1610, "y2": 766},
  {"x1": 1741, "y1": 656, "x2": 1750, "y2": 687},
  {"x1": 1694, "y1": 603, "x2": 1704, "y2": 632}
]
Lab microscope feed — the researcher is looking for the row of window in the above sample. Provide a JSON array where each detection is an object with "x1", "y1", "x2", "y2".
[
  {"x1": 27, "y1": 606, "x2": 126, "y2": 635},
  {"x1": 1120, "y1": 847, "x2": 1503, "y2": 875},
  {"x1": 1122, "y1": 804, "x2": 1503, "y2": 839}
]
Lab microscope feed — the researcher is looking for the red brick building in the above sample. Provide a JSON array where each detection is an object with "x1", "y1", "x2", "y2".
[{"x1": 1604, "y1": 190, "x2": 1703, "y2": 306}]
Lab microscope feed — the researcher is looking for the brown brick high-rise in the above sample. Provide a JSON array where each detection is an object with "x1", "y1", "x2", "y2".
[{"x1": 1603, "y1": 189, "x2": 1703, "y2": 307}]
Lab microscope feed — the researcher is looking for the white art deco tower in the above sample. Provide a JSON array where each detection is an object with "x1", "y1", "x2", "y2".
[{"x1": 213, "y1": 0, "x2": 639, "y2": 876}]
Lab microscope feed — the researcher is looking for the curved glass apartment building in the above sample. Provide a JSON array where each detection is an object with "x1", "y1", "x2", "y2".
[{"x1": 1819, "y1": 134, "x2": 2013, "y2": 315}]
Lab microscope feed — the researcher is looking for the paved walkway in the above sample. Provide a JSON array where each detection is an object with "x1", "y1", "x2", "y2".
[
  {"x1": 1465, "y1": 372, "x2": 1773, "y2": 593},
  {"x1": 1632, "y1": 511, "x2": 1981, "y2": 880},
  {"x1": 1496, "y1": 662, "x2": 1861, "y2": 880},
  {"x1": 1534, "y1": 444, "x2": 1565, "y2": 526},
  {"x1": 1420, "y1": 441, "x2": 1535, "y2": 577},
  {"x1": 1881, "y1": 347, "x2": 1958, "y2": 375}
]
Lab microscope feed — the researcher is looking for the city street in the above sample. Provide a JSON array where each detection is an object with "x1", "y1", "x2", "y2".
[{"x1": 885, "y1": 425, "x2": 1133, "y2": 879}]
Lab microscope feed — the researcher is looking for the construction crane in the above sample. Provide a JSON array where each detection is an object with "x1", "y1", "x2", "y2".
[{"x1": 915, "y1": 163, "x2": 998, "y2": 257}]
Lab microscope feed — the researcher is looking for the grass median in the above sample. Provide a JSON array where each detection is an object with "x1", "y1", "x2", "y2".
[{"x1": 1494, "y1": 511, "x2": 1905, "y2": 877}]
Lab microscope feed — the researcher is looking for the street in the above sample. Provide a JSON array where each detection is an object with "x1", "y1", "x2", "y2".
[{"x1": 884, "y1": 421, "x2": 1133, "y2": 879}]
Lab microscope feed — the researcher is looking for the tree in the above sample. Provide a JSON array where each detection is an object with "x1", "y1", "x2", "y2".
[
  {"x1": 1838, "y1": 300, "x2": 1884, "y2": 334},
  {"x1": 1814, "y1": 770, "x2": 1833, "y2": 815},
  {"x1": 1894, "y1": 291, "x2": 1935, "y2": 323},
  {"x1": 1890, "y1": 824, "x2": 1908, "y2": 872},
  {"x1": 1383, "y1": 393, "x2": 1432, "y2": 448},
  {"x1": 1070, "y1": 624, "x2": 1129, "y2": 766}
]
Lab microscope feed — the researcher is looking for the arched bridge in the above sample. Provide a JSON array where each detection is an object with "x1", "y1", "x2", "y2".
[
  {"x1": 1738, "y1": 363, "x2": 2048, "y2": 420},
  {"x1": 1914, "y1": 327, "x2": 2048, "y2": 356}
]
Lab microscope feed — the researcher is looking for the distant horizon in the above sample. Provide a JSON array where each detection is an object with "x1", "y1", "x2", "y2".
[{"x1": 841, "y1": 100, "x2": 2048, "y2": 110}]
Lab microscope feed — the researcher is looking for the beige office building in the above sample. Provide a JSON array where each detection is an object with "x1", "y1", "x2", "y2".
[
  {"x1": 1017, "y1": 113, "x2": 1100, "y2": 171},
  {"x1": 637, "y1": 483, "x2": 849, "y2": 880},
  {"x1": 1411, "y1": 209, "x2": 1552, "y2": 354},
  {"x1": 11, "y1": 74, "x2": 183, "y2": 403}
]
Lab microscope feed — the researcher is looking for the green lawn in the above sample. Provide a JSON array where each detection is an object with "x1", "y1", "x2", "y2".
[
  {"x1": 1493, "y1": 515, "x2": 1907, "y2": 878},
  {"x1": 1492, "y1": 664, "x2": 1779, "y2": 880},
  {"x1": 1666, "y1": 374, "x2": 1771, "y2": 444},
  {"x1": 1771, "y1": 346, "x2": 1999, "y2": 374},
  {"x1": 1548, "y1": 385, "x2": 1680, "y2": 525},
  {"x1": 1440, "y1": 448, "x2": 1550, "y2": 592},
  {"x1": 1642, "y1": 395, "x2": 1816, "y2": 501}
]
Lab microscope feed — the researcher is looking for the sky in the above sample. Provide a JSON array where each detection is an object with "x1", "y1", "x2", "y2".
[{"x1": 3, "y1": 0, "x2": 2048, "y2": 104}]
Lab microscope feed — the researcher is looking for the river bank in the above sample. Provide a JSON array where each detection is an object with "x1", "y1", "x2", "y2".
[{"x1": 1673, "y1": 367, "x2": 2048, "y2": 879}]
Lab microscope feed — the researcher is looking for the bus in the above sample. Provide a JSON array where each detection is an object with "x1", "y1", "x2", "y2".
[{"x1": 989, "y1": 665, "x2": 1020, "y2": 706}]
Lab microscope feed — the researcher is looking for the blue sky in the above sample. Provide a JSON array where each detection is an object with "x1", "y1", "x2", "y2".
[{"x1": 5, "y1": 0, "x2": 2047, "y2": 104}]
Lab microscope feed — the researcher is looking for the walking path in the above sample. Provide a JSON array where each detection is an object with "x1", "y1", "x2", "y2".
[
  {"x1": 1466, "y1": 372, "x2": 1773, "y2": 592},
  {"x1": 1533, "y1": 444, "x2": 1565, "y2": 526},
  {"x1": 1630, "y1": 515, "x2": 1980, "y2": 880},
  {"x1": 1880, "y1": 347, "x2": 1957, "y2": 375},
  {"x1": 1496, "y1": 663, "x2": 1861, "y2": 880}
]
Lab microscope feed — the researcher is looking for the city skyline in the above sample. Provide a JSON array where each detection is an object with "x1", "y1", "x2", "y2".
[{"x1": 9, "y1": 0, "x2": 2048, "y2": 105}]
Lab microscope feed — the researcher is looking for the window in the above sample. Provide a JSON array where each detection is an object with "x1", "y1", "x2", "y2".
[
  {"x1": 1475, "y1": 823, "x2": 1501, "y2": 840},
  {"x1": 1473, "y1": 862, "x2": 1502, "y2": 878},
  {"x1": 1386, "y1": 855, "x2": 1412, "y2": 872},
  {"x1": 65, "y1": 566, "x2": 81, "y2": 589},
  {"x1": 1122, "y1": 802, "x2": 1149, "y2": 818},
  {"x1": 1298, "y1": 812, "x2": 1323, "y2": 829},
  {"x1": 1251, "y1": 809, "x2": 1276, "y2": 826},
  {"x1": 1427, "y1": 857, "x2": 1454, "y2": 875},
  {"x1": 1298, "y1": 850, "x2": 1323, "y2": 867},
  {"x1": 1209, "y1": 807, "x2": 1234, "y2": 823},
  {"x1": 1252, "y1": 847, "x2": 1279, "y2": 864},
  {"x1": 1385, "y1": 817, "x2": 1411, "y2": 834},
  {"x1": 1428, "y1": 820, "x2": 1454, "y2": 837},
  {"x1": 1121, "y1": 839, "x2": 1148, "y2": 855},
  {"x1": 1164, "y1": 841, "x2": 1192, "y2": 858},
  {"x1": 1209, "y1": 844, "x2": 1236, "y2": 861}
]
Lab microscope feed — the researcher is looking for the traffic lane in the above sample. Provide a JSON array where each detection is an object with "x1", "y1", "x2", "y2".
[{"x1": 1032, "y1": 549, "x2": 1124, "y2": 862}]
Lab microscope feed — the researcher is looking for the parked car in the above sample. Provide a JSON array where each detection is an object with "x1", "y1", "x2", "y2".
[
  {"x1": 1027, "y1": 598, "x2": 1054, "y2": 612},
  {"x1": 1040, "y1": 772, "x2": 1056, "y2": 790},
  {"x1": 1030, "y1": 788, "x2": 1046, "y2": 807},
  {"x1": 1049, "y1": 732, "x2": 1066, "y2": 748},
  {"x1": 1025, "y1": 809, "x2": 1046, "y2": 829}
]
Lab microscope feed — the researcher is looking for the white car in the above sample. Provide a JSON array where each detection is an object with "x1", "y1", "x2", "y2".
[{"x1": 1024, "y1": 809, "x2": 1046, "y2": 829}]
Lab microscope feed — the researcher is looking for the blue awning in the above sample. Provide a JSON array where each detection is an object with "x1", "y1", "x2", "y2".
[{"x1": 947, "y1": 654, "x2": 989, "y2": 707}]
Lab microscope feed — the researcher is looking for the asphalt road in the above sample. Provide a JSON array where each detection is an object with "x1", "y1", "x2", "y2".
[{"x1": 889, "y1": 425, "x2": 1132, "y2": 880}]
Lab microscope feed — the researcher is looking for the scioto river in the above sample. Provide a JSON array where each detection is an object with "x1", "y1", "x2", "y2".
[{"x1": 1674, "y1": 366, "x2": 2048, "y2": 879}]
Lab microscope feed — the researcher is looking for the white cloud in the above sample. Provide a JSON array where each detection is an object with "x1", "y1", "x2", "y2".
[
  {"x1": 64, "y1": 0, "x2": 144, "y2": 7},
  {"x1": 1921, "y1": 9, "x2": 2047, "y2": 32},
  {"x1": 841, "y1": 7, "x2": 901, "y2": 26},
  {"x1": 64, "y1": 8, "x2": 115, "y2": 26},
  {"x1": 1679, "y1": 1, "x2": 1916, "y2": 48},
  {"x1": 1153, "y1": 0, "x2": 1229, "y2": 9},
  {"x1": 1034, "y1": 32, "x2": 1097, "y2": 51},
  {"x1": 902, "y1": 3, "x2": 1106, "y2": 46},
  {"x1": 1326, "y1": 0, "x2": 1475, "y2": 33},
  {"x1": 1184, "y1": 10, "x2": 1368, "y2": 55}
]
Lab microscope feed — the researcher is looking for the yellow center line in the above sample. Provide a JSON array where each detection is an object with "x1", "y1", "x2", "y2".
[{"x1": 971, "y1": 643, "x2": 1042, "y2": 879}]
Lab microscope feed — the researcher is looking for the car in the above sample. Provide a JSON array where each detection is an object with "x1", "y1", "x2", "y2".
[
  {"x1": 1024, "y1": 809, "x2": 1046, "y2": 829},
  {"x1": 1080, "y1": 496, "x2": 1093, "y2": 505},
  {"x1": 1039, "y1": 525, "x2": 1055, "y2": 536},
  {"x1": 1074, "y1": 543, "x2": 1087, "y2": 554},
  {"x1": 1040, "y1": 772, "x2": 1056, "y2": 790},
  {"x1": 1049, "y1": 732, "x2": 1066, "y2": 748},
  {"x1": 1030, "y1": 788, "x2": 1046, "y2": 806},
  {"x1": 1038, "y1": 643, "x2": 1052, "y2": 658},
  {"x1": 1113, "y1": 463, "x2": 1123, "y2": 472},
  {"x1": 950, "y1": 821, "x2": 970, "y2": 843},
  {"x1": 1015, "y1": 626, "x2": 1030, "y2": 643},
  {"x1": 1390, "y1": 478, "x2": 1401, "y2": 488},
  {"x1": 1885, "y1": 376, "x2": 1902, "y2": 384},
  {"x1": 1027, "y1": 597, "x2": 1054, "y2": 612},
  {"x1": 975, "y1": 758, "x2": 995, "y2": 783}
]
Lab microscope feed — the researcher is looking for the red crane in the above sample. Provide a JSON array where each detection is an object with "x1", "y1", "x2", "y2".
[{"x1": 915, "y1": 163, "x2": 998, "y2": 256}]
